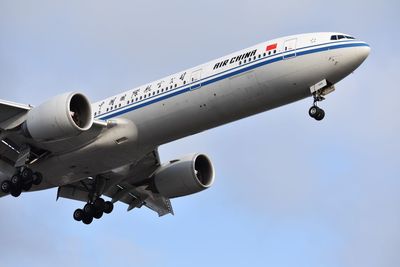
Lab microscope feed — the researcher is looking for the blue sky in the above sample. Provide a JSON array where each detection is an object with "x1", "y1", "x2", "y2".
[{"x1": 0, "y1": 1, "x2": 399, "y2": 267}]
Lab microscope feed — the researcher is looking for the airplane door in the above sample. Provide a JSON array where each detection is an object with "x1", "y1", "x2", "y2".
[
  {"x1": 190, "y1": 69, "x2": 202, "y2": 90},
  {"x1": 283, "y1": 38, "x2": 297, "y2": 59}
]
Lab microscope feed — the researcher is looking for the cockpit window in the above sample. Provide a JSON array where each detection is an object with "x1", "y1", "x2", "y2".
[{"x1": 331, "y1": 35, "x2": 356, "y2": 41}]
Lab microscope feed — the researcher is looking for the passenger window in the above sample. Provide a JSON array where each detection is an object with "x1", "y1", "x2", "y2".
[
  {"x1": 183, "y1": 81, "x2": 186, "y2": 85},
  {"x1": 273, "y1": 50, "x2": 277, "y2": 54},
  {"x1": 119, "y1": 104, "x2": 121, "y2": 107},
  {"x1": 331, "y1": 35, "x2": 337, "y2": 40},
  {"x1": 253, "y1": 56, "x2": 256, "y2": 60},
  {"x1": 94, "y1": 112, "x2": 97, "y2": 116},
  {"x1": 157, "y1": 90, "x2": 159, "y2": 94},
  {"x1": 258, "y1": 55, "x2": 261, "y2": 59},
  {"x1": 175, "y1": 84, "x2": 177, "y2": 88},
  {"x1": 263, "y1": 53, "x2": 266, "y2": 57},
  {"x1": 268, "y1": 51, "x2": 271, "y2": 55},
  {"x1": 244, "y1": 59, "x2": 247, "y2": 63},
  {"x1": 170, "y1": 85, "x2": 173, "y2": 89},
  {"x1": 239, "y1": 61, "x2": 242, "y2": 65},
  {"x1": 106, "y1": 108, "x2": 109, "y2": 111},
  {"x1": 140, "y1": 96, "x2": 142, "y2": 100},
  {"x1": 338, "y1": 35, "x2": 345, "y2": 40}
]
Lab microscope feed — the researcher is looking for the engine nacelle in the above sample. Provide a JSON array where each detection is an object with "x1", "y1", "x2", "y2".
[
  {"x1": 153, "y1": 153, "x2": 215, "y2": 198},
  {"x1": 24, "y1": 92, "x2": 93, "y2": 141}
]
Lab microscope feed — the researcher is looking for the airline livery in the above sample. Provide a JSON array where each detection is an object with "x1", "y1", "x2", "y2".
[{"x1": 0, "y1": 32, "x2": 370, "y2": 224}]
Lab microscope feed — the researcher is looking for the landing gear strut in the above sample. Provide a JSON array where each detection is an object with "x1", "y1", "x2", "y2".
[
  {"x1": 309, "y1": 94, "x2": 325, "y2": 121},
  {"x1": 1, "y1": 167, "x2": 43, "y2": 197}
]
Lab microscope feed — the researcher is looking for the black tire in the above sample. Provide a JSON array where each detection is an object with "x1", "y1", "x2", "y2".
[
  {"x1": 32, "y1": 172, "x2": 43, "y2": 186},
  {"x1": 21, "y1": 168, "x2": 33, "y2": 180},
  {"x1": 84, "y1": 203, "x2": 95, "y2": 216},
  {"x1": 11, "y1": 174, "x2": 22, "y2": 186},
  {"x1": 309, "y1": 106, "x2": 318, "y2": 118},
  {"x1": 82, "y1": 214, "x2": 93, "y2": 225},
  {"x1": 93, "y1": 210, "x2": 103, "y2": 219},
  {"x1": 22, "y1": 181, "x2": 33, "y2": 191},
  {"x1": 1, "y1": 180, "x2": 12, "y2": 194},
  {"x1": 104, "y1": 201, "x2": 114, "y2": 214},
  {"x1": 11, "y1": 187, "x2": 22, "y2": 197},
  {"x1": 315, "y1": 108, "x2": 325, "y2": 121},
  {"x1": 94, "y1": 198, "x2": 105, "y2": 212},
  {"x1": 73, "y1": 209, "x2": 85, "y2": 221}
]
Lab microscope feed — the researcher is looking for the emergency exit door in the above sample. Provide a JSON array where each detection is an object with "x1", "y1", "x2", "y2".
[
  {"x1": 283, "y1": 38, "x2": 297, "y2": 59},
  {"x1": 190, "y1": 69, "x2": 202, "y2": 90}
]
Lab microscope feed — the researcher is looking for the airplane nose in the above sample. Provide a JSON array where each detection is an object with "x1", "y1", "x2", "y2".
[{"x1": 358, "y1": 43, "x2": 370, "y2": 62}]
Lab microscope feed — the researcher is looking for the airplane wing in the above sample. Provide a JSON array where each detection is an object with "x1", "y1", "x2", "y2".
[
  {"x1": 0, "y1": 99, "x2": 31, "y2": 131},
  {"x1": 57, "y1": 149, "x2": 174, "y2": 217}
]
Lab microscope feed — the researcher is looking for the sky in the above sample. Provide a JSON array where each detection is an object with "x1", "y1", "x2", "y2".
[{"x1": 0, "y1": 0, "x2": 399, "y2": 266}]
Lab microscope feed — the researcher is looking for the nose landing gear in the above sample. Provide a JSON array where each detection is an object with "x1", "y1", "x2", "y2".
[
  {"x1": 309, "y1": 105, "x2": 325, "y2": 121},
  {"x1": 309, "y1": 92, "x2": 326, "y2": 121},
  {"x1": 308, "y1": 79, "x2": 336, "y2": 121}
]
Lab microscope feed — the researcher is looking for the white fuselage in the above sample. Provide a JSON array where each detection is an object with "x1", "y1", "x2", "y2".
[{"x1": 34, "y1": 32, "x2": 370, "y2": 187}]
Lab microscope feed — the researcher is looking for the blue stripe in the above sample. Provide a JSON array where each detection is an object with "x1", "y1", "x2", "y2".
[{"x1": 98, "y1": 41, "x2": 369, "y2": 120}]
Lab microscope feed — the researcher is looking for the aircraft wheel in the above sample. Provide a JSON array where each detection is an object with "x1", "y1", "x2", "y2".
[
  {"x1": 1, "y1": 180, "x2": 12, "y2": 194},
  {"x1": 22, "y1": 180, "x2": 33, "y2": 191},
  {"x1": 11, "y1": 174, "x2": 22, "y2": 187},
  {"x1": 315, "y1": 108, "x2": 325, "y2": 121},
  {"x1": 93, "y1": 210, "x2": 104, "y2": 219},
  {"x1": 21, "y1": 168, "x2": 33, "y2": 180},
  {"x1": 309, "y1": 106, "x2": 318, "y2": 118},
  {"x1": 94, "y1": 198, "x2": 105, "y2": 212},
  {"x1": 73, "y1": 209, "x2": 85, "y2": 221},
  {"x1": 84, "y1": 203, "x2": 95, "y2": 216},
  {"x1": 104, "y1": 201, "x2": 114, "y2": 214},
  {"x1": 11, "y1": 187, "x2": 22, "y2": 198},
  {"x1": 32, "y1": 172, "x2": 43, "y2": 186},
  {"x1": 82, "y1": 214, "x2": 93, "y2": 225}
]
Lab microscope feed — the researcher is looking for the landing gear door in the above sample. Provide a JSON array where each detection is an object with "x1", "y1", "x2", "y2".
[
  {"x1": 190, "y1": 69, "x2": 202, "y2": 90},
  {"x1": 283, "y1": 38, "x2": 297, "y2": 59}
]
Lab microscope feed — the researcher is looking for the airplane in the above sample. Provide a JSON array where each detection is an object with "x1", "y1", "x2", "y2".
[{"x1": 0, "y1": 32, "x2": 370, "y2": 225}]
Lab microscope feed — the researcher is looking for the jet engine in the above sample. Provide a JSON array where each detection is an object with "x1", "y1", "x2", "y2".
[
  {"x1": 153, "y1": 153, "x2": 215, "y2": 198},
  {"x1": 23, "y1": 92, "x2": 93, "y2": 142}
]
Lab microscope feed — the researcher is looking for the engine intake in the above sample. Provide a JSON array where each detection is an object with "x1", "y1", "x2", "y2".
[
  {"x1": 153, "y1": 153, "x2": 215, "y2": 198},
  {"x1": 24, "y1": 92, "x2": 93, "y2": 141}
]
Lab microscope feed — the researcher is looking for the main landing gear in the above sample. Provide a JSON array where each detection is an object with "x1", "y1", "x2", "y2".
[
  {"x1": 73, "y1": 198, "x2": 114, "y2": 225},
  {"x1": 309, "y1": 94, "x2": 325, "y2": 121},
  {"x1": 1, "y1": 167, "x2": 43, "y2": 197},
  {"x1": 72, "y1": 175, "x2": 113, "y2": 225}
]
